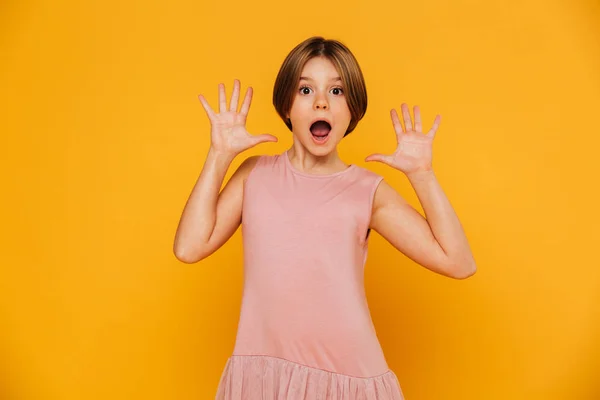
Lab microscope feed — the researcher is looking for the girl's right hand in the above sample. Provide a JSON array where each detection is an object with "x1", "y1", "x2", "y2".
[{"x1": 198, "y1": 79, "x2": 278, "y2": 158}]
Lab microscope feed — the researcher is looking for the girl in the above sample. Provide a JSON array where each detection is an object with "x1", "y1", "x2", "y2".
[{"x1": 174, "y1": 36, "x2": 477, "y2": 399}]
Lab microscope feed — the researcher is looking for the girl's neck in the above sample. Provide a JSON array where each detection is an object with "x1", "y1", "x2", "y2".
[{"x1": 286, "y1": 143, "x2": 351, "y2": 175}]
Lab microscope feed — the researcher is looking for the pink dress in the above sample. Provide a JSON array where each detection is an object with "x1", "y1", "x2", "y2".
[{"x1": 216, "y1": 151, "x2": 405, "y2": 399}]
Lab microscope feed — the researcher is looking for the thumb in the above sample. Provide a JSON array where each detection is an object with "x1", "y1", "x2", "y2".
[
  {"x1": 252, "y1": 134, "x2": 278, "y2": 145},
  {"x1": 365, "y1": 153, "x2": 390, "y2": 164}
]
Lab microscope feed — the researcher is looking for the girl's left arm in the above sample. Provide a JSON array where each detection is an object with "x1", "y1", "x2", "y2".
[{"x1": 366, "y1": 104, "x2": 477, "y2": 279}]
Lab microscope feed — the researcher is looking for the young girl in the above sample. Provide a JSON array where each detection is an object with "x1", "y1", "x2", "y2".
[{"x1": 174, "y1": 36, "x2": 477, "y2": 399}]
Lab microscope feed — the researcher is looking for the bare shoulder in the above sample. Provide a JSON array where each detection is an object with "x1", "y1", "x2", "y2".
[
  {"x1": 372, "y1": 178, "x2": 410, "y2": 213},
  {"x1": 232, "y1": 154, "x2": 262, "y2": 182}
]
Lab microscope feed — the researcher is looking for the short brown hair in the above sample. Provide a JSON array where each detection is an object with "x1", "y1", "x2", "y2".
[{"x1": 272, "y1": 36, "x2": 368, "y2": 137}]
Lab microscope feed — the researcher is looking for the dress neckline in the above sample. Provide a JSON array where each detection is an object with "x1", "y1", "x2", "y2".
[{"x1": 284, "y1": 150, "x2": 356, "y2": 179}]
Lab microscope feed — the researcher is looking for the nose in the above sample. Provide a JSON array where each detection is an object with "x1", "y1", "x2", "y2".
[{"x1": 313, "y1": 93, "x2": 328, "y2": 110}]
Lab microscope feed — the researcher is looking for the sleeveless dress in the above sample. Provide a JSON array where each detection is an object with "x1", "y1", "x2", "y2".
[{"x1": 216, "y1": 151, "x2": 405, "y2": 399}]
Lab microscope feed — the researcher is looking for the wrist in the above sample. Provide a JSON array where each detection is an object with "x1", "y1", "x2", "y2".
[
  {"x1": 406, "y1": 168, "x2": 435, "y2": 183},
  {"x1": 208, "y1": 146, "x2": 236, "y2": 161},
  {"x1": 207, "y1": 147, "x2": 236, "y2": 166}
]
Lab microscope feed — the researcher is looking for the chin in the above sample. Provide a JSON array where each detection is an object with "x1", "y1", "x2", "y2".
[
  {"x1": 301, "y1": 135, "x2": 341, "y2": 157},
  {"x1": 308, "y1": 146, "x2": 334, "y2": 157}
]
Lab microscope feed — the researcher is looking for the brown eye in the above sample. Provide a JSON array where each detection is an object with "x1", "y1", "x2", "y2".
[
  {"x1": 331, "y1": 87, "x2": 343, "y2": 95},
  {"x1": 299, "y1": 86, "x2": 311, "y2": 95}
]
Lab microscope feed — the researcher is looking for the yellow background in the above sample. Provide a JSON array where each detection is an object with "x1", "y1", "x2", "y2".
[{"x1": 1, "y1": 0, "x2": 599, "y2": 399}]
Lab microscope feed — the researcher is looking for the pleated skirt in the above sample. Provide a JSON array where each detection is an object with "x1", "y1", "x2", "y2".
[{"x1": 216, "y1": 354, "x2": 405, "y2": 400}]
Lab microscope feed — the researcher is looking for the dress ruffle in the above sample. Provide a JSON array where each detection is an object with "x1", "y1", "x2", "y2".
[{"x1": 216, "y1": 355, "x2": 405, "y2": 400}]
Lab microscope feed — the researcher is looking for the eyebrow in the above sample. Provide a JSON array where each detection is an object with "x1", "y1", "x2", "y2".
[{"x1": 299, "y1": 76, "x2": 342, "y2": 82}]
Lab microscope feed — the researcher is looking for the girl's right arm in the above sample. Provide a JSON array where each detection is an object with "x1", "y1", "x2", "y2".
[{"x1": 173, "y1": 80, "x2": 277, "y2": 263}]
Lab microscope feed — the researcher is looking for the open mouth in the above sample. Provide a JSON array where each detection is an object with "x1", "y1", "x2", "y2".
[{"x1": 310, "y1": 120, "x2": 332, "y2": 143}]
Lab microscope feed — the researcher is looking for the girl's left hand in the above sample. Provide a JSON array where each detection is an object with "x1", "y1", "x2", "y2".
[{"x1": 365, "y1": 104, "x2": 441, "y2": 176}]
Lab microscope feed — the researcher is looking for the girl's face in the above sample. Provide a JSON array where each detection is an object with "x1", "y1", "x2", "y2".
[{"x1": 286, "y1": 56, "x2": 352, "y2": 157}]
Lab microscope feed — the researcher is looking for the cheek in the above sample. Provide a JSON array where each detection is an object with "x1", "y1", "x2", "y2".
[
  {"x1": 334, "y1": 102, "x2": 352, "y2": 122},
  {"x1": 289, "y1": 98, "x2": 309, "y2": 116},
  {"x1": 333, "y1": 98, "x2": 350, "y2": 113}
]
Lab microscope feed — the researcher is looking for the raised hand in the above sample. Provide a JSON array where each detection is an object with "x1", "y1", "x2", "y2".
[
  {"x1": 365, "y1": 104, "x2": 441, "y2": 176},
  {"x1": 198, "y1": 79, "x2": 277, "y2": 157}
]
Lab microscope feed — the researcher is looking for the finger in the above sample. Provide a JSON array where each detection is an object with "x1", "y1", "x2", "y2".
[
  {"x1": 401, "y1": 103, "x2": 413, "y2": 131},
  {"x1": 230, "y1": 79, "x2": 240, "y2": 112},
  {"x1": 251, "y1": 134, "x2": 278, "y2": 145},
  {"x1": 426, "y1": 115, "x2": 441, "y2": 138},
  {"x1": 390, "y1": 109, "x2": 404, "y2": 136},
  {"x1": 414, "y1": 105, "x2": 422, "y2": 132},
  {"x1": 218, "y1": 83, "x2": 227, "y2": 113},
  {"x1": 239, "y1": 86, "x2": 253, "y2": 117},
  {"x1": 365, "y1": 153, "x2": 393, "y2": 165},
  {"x1": 198, "y1": 94, "x2": 216, "y2": 121}
]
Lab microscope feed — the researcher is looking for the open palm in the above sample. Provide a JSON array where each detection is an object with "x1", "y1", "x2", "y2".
[
  {"x1": 366, "y1": 104, "x2": 441, "y2": 175},
  {"x1": 198, "y1": 79, "x2": 277, "y2": 156}
]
